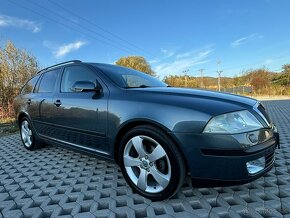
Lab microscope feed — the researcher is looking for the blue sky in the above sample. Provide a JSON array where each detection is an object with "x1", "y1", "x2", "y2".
[{"x1": 1, "y1": 0, "x2": 290, "y2": 78}]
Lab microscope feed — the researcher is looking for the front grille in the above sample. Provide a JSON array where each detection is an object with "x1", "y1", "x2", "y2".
[
  {"x1": 257, "y1": 103, "x2": 271, "y2": 124},
  {"x1": 265, "y1": 152, "x2": 275, "y2": 168}
]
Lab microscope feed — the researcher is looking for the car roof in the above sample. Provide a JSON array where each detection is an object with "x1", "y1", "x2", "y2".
[{"x1": 37, "y1": 60, "x2": 121, "y2": 75}]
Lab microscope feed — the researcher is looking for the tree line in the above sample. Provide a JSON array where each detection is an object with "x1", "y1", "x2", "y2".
[
  {"x1": 164, "y1": 67, "x2": 290, "y2": 95},
  {"x1": 0, "y1": 41, "x2": 289, "y2": 120},
  {"x1": 117, "y1": 56, "x2": 290, "y2": 96}
]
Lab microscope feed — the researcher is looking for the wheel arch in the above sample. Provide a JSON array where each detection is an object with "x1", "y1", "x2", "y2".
[
  {"x1": 17, "y1": 112, "x2": 38, "y2": 136},
  {"x1": 17, "y1": 112, "x2": 29, "y2": 125}
]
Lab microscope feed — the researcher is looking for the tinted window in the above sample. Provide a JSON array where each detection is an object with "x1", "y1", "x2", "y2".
[
  {"x1": 93, "y1": 64, "x2": 167, "y2": 88},
  {"x1": 61, "y1": 66, "x2": 97, "y2": 92},
  {"x1": 21, "y1": 75, "x2": 40, "y2": 95},
  {"x1": 38, "y1": 69, "x2": 59, "y2": 93}
]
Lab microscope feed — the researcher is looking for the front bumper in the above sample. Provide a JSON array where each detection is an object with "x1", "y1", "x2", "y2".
[{"x1": 171, "y1": 127, "x2": 279, "y2": 186}]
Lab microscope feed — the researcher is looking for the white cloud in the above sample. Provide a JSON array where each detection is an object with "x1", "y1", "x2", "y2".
[
  {"x1": 264, "y1": 59, "x2": 274, "y2": 65},
  {"x1": 154, "y1": 46, "x2": 214, "y2": 78},
  {"x1": 147, "y1": 48, "x2": 177, "y2": 65},
  {"x1": 148, "y1": 59, "x2": 160, "y2": 64},
  {"x1": 161, "y1": 48, "x2": 175, "y2": 58},
  {"x1": 231, "y1": 33, "x2": 262, "y2": 48},
  {"x1": 0, "y1": 14, "x2": 41, "y2": 33},
  {"x1": 262, "y1": 57, "x2": 285, "y2": 66},
  {"x1": 42, "y1": 40, "x2": 53, "y2": 48},
  {"x1": 176, "y1": 52, "x2": 191, "y2": 59},
  {"x1": 217, "y1": 9, "x2": 248, "y2": 18},
  {"x1": 54, "y1": 41, "x2": 87, "y2": 58},
  {"x1": 175, "y1": 46, "x2": 213, "y2": 59}
]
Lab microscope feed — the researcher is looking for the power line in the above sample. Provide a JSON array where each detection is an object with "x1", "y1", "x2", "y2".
[
  {"x1": 8, "y1": 0, "x2": 139, "y2": 55},
  {"x1": 25, "y1": 0, "x2": 145, "y2": 56},
  {"x1": 48, "y1": 0, "x2": 154, "y2": 57}
]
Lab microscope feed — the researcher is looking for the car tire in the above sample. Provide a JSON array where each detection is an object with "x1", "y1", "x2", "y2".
[
  {"x1": 119, "y1": 125, "x2": 186, "y2": 201},
  {"x1": 19, "y1": 117, "x2": 42, "y2": 150}
]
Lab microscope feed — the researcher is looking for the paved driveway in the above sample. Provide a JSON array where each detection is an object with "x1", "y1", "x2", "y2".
[{"x1": 1, "y1": 100, "x2": 290, "y2": 217}]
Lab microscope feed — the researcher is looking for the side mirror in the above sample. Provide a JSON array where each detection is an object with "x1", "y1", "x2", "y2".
[{"x1": 71, "y1": 81, "x2": 101, "y2": 92}]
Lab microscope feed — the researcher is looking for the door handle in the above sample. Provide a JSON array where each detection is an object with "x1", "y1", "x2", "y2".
[
  {"x1": 54, "y1": 100, "x2": 62, "y2": 107},
  {"x1": 27, "y1": 99, "x2": 31, "y2": 105}
]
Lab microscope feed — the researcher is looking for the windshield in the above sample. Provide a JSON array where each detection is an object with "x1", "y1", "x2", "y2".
[{"x1": 93, "y1": 64, "x2": 167, "y2": 88}]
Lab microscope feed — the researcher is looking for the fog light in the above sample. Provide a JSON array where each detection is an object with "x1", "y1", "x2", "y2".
[{"x1": 246, "y1": 157, "x2": 265, "y2": 174}]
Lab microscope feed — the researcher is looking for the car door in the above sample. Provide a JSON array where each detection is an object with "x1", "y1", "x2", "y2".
[
  {"x1": 32, "y1": 68, "x2": 61, "y2": 135},
  {"x1": 19, "y1": 75, "x2": 41, "y2": 123},
  {"x1": 50, "y1": 65, "x2": 109, "y2": 154}
]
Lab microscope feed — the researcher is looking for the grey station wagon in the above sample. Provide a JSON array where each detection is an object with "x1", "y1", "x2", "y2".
[{"x1": 13, "y1": 60, "x2": 279, "y2": 200}]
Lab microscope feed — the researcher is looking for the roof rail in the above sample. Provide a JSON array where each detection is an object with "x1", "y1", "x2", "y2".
[{"x1": 37, "y1": 60, "x2": 82, "y2": 74}]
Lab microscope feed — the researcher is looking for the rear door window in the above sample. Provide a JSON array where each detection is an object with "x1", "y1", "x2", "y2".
[
  {"x1": 21, "y1": 75, "x2": 40, "y2": 95},
  {"x1": 37, "y1": 69, "x2": 59, "y2": 93}
]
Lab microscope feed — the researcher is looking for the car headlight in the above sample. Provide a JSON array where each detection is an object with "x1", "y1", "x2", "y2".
[{"x1": 203, "y1": 110, "x2": 263, "y2": 134}]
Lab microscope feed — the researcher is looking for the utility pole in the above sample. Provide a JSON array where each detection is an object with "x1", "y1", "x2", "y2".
[
  {"x1": 217, "y1": 60, "x2": 223, "y2": 91},
  {"x1": 183, "y1": 69, "x2": 189, "y2": 87},
  {"x1": 198, "y1": 69, "x2": 205, "y2": 88}
]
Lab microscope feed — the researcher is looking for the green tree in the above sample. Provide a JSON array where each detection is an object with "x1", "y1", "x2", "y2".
[
  {"x1": 0, "y1": 41, "x2": 39, "y2": 110},
  {"x1": 282, "y1": 64, "x2": 290, "y2": 86},
  {"x1": 282, "y1": 64, "x2": 290, "y2": 72},
  {"x1": 271, "y1": 64, "x2": 290, "y2": 86},
  {"x1": 116, "y1": 56, "x2": 156, "y2": 76}
]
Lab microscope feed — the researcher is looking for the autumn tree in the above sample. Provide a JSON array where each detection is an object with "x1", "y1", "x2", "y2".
[
  {"x1": 116, "y1": 56, "x2": 156, "y2": 76},
  {"x1": 246, "y1": 69, "x2": 271, "y2": 94},
  {"x1": 0, "y1": 41, "x2": 39, "y2": 110}
]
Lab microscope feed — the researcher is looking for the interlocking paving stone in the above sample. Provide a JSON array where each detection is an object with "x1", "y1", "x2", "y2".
[{"x1": 0, "y1": 100, "x2": 290, "y2": 217}]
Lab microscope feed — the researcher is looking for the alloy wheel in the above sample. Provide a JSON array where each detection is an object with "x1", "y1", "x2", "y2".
[
  {"x1": 21, "y1": 120, "x2": 33, "y2": 147},
  {"x1": 123, "y1": 135, "x2": 171, "y2": 193}
]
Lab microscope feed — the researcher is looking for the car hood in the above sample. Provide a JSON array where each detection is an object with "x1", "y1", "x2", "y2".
[
  {"x1": 129, "y1": 87, "x2": 257, "y2": 107},
  {"x1": 123, "y1": 87, "x2": 259, "y2": 133}
]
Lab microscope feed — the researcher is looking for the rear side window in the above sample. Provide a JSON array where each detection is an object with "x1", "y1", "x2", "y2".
[
  {"x1": 38, "y1": 69, "x2": 59, "y2": 93},
  {"x1": 61, "y1": 66, "x2": 97, "y2": 92},
  {"x1": 21, "y1": 75, "x2": 40, "y2": 95}
]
